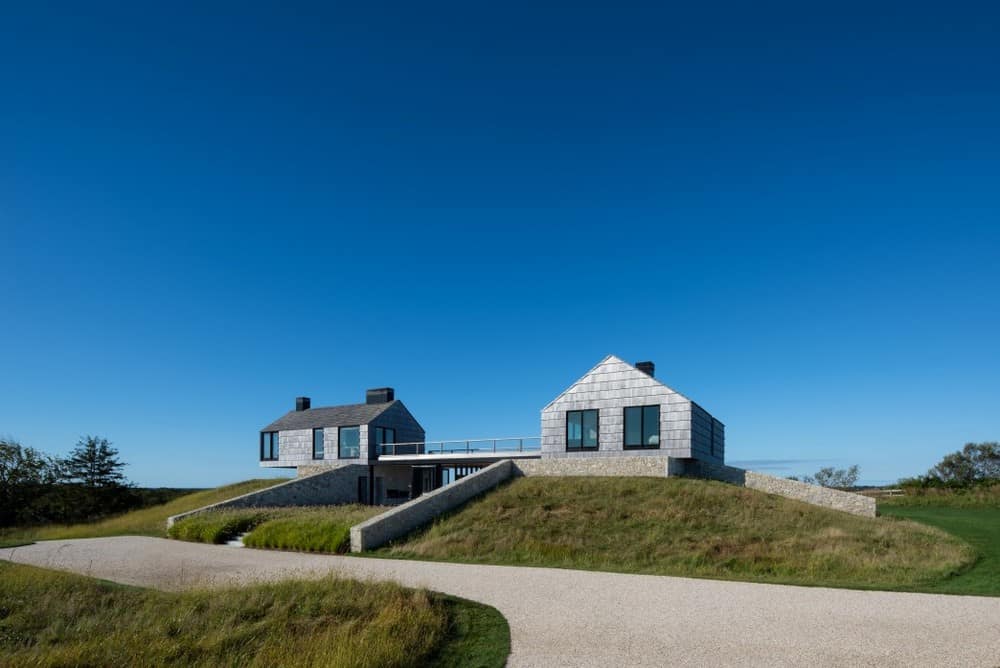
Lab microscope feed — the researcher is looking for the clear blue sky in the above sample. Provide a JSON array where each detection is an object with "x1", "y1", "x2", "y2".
[{"x1": 2, "y1": 3, "x2": 998, "y2": 487}]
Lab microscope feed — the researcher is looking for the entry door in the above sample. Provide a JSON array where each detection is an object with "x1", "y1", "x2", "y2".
[{"x1": 357, "y1": 476, "x2": 369, "y2": 504}]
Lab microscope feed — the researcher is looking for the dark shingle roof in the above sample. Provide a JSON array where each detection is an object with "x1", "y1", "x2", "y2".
[{"x1": 260, "y1": 401, "x2": 397, "y2": 432}]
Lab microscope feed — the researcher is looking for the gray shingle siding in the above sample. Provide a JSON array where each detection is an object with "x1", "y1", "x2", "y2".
[
  {"x1": 541, "y1": 355, "x2": 725, "y2": 465},
  {"x1": 260, "y1": 399, "x2": 424, "y2": 468}
]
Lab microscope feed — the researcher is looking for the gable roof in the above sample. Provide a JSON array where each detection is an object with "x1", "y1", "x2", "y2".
[
  {"x1": 541, "y1": 354, "x2": 692, "y2": 412},
  {"x1": 260, "y1": 400, "x2": 398, "y2": 432}
]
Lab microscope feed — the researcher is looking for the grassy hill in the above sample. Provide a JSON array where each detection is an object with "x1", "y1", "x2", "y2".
[
  {"x1": 1, "y1": 478, "x2": 286, "y2": 543},
  {"x1": 381, "y1": 476, "x2": 975, "y2": 592}
]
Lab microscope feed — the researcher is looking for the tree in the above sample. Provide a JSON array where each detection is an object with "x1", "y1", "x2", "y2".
[
  {"x1": 800, "y1": 465, "x2": 860, "y2": 489},
  {"x1": 63, "y1": 435, "x2": 127, "y2": 488},
  {"x1": 927, "y1": 442, "x2": 1000, "y2": 485},
  {"x1": 0, "y1": 437, "x2": 60, "y2": 526}
]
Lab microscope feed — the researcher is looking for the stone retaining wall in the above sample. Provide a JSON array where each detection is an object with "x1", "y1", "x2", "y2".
[
  {"x1": 350, "y1": 460, "x2": 514, "y2": 552},
  {"x1": 166, "y1": 465, "x2": 366, "y2": 528},
  {"x1": 743, "y1": 471, "x2": 877, "y2": 517},
  {"x1": 513, "y1": 456, "x2": 671, "y2": 477}
]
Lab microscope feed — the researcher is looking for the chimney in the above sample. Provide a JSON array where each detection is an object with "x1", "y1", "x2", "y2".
[
  {"x1": 635, "y1": 361, "x2": 655, "y2": 377},
  {"x1": 366, "y1": 387, "x2": 395, "y2": 404},
  {"x1": 295, "y1": 396, "x2": 311, "y2": 411}
]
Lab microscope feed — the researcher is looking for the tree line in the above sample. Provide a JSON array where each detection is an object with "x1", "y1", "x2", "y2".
[{"x1": 0, "y1": 435, "x2": 138, "y2": 527}]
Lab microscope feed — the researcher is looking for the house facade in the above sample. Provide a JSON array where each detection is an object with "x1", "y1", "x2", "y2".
[{"x1": 541, "y1": 355, "x2": 724, "y2": 465}]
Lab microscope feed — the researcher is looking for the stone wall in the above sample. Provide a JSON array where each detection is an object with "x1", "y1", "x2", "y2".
[
  {"x1": 743, "y1": 471, "x2": 877, "y2": 518},
  {"x1": 350, "y1": 460, "x2": 514, "y2": 552},
  {"x1": 166, "y1": 465, "x2": 367, "y2": 528},
  {"x1": 513, "y1": 456, "x2": 671, "y2": 478}
]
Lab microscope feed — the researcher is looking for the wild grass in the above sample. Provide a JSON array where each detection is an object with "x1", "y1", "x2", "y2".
[
  {"x1": 880, "y1": 483, "x2": 1000, "y2": 508},
  {"x1": 169, "y1": 505, "x2": 386, "y2": 553},
  {"x1": 0, "y1": 560, "x2": 508, "y2": 668},
  {"x1": 381, "y1": 477, "x2": 974, "y2": 591},
  {"x1": 0, "y1": 479, "x2": 286, "y2": 543}
]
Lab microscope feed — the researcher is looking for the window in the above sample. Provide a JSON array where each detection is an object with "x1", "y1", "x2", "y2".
[
  {"x1": 260, "y1": 431, "x2": 279, "y2": 461},
  {"x1": 339, "y1": 426, "x2": 360, "y2": 459},
  {"x1": 313, "y1": 428, "x2": 324, "y2": 459},
  {"x1": 566, "y1": 410, "x2": 599, "y2": 450},
  {"x1": 373, "y1": 426, "x2": 395, "y2": 454},
  {"x1": 624, "y1": 405, "x2": 660, "y2": 449}
]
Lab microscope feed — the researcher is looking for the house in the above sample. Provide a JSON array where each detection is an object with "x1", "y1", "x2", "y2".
[
  {"x1": 540, "y1": 354, "x2": 724, "y2": 467},
  {"x1": 259, "y1": 388, "x2": 426, "y2": 504}
]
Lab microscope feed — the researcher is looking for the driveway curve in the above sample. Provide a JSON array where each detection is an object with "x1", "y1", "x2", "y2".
[{"x1": 3, "y1": 537, "x2": 999, "y2": 667}]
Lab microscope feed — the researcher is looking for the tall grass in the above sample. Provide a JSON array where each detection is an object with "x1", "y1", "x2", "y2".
[
  {"x1": 382, "y1": 476, "x2": 974, "y2": 590},
  {"x1": 0, "y1": 561, "x2": 454, "y2": 667},
  {"x1": 169, "y1": 505, "x2": 385, "y2": 553},
  {"x1": 1, "y1": 479, "x2": 286, "y2": 542},
  {"x1": 880, "y1": 484, "x2": 1000, "y2": 508}
]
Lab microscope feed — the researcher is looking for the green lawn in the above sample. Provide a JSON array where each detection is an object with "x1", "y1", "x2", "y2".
[
  {"x1": 878, "y1": 504, "x2": 1000, "y2": 596},
  {"x1": 0, "y1": 478, "x2": 287, "y2": 543},
  {"x1": 0, "y1": 561, "x2": 508, "y2": 668},
  {"x1": 379, "y1": 476, "x2": 975, "y2": 592}
]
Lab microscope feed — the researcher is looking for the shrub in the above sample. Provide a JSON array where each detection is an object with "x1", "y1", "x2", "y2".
[{"x1": 244, "y1": 518, "x2": 353, "y2": 553}]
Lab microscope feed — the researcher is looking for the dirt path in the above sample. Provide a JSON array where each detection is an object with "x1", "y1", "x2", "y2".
[{"x1": 3, "y1": 537, "x2": 999, "y2": 667}]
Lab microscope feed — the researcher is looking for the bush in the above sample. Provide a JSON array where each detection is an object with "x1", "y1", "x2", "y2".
[
  {"x1": 168, "y1": 509, "x2": 276, "y2": 544},
  {"x1": 244, "y1": 518, "x2": 353, "y2": 553}
]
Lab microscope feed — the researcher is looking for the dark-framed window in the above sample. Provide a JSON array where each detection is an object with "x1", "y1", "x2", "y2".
[
  {"x1": 624, "y1": 405, "x2": 660, "y2": 449},
  {"x1": 339, "y1": 426, "x2": 360, "y2": 459},
  {"x1": 374, "y1": 426, "x2": 395, "y2": 454},
  {"x1": 260, "y1": 431, "x2": 279, "y2": 461},
  {"x1": 313, "y1": 428, "x2": 324, "y2": 459},
  {"x1": 566, "y1": 409, "x2": 599, "y2": 450}
]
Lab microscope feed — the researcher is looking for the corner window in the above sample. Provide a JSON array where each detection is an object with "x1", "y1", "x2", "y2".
[
  {"x1": 566, "y1": 409, "x2": 599, "y2": 450},
  {"x1": 313, "y1": 428, "x2": 324, "y2": 459},
  {"x1": 374, "y1": 426, "x2": 395, "y2": 454},
  {"x1": 339, "y1": 426, "x2": 360, "y2": 459},
  {"x1": 260, "y1": 432, "x2": 279, "y2": 461},
  {"x1": 624, "y1": 405, "x2": 660, "y2": 449}
]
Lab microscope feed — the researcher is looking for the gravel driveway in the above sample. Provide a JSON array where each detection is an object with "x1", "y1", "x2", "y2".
[{"x1": 3, "y1": 537, "x2": 999, "y2": 667}]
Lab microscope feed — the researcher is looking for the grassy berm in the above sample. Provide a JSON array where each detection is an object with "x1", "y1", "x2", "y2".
[
  {"x1": 0, "y1": 561, "x2": 508, "y2": 668},
  {"x1": 169, "y1": 505, "x2": 386, "y2": 553},
  {"x1": 382, "y1": 476, "x2": 974, "y2": 591}
]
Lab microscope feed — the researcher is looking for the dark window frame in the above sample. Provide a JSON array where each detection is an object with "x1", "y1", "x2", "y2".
[
  {"x1": 623, "y1": 405, "x2": 661, "y2": 449},
  {"x1": 338, "y1": 425, "x2": 361, "y2": 459},
  {"x1": 374, "y1": 426, "x2": 396, "y2": 454},
  {"x1": 566, "y1": 409, "x2": 599, "y2": 451},
  {"x1": 312, "y1": 428, "x2": 325, "y2": 460},
  {"x1": 260, "y1": 431, "x2": 279, "y2": 461}
]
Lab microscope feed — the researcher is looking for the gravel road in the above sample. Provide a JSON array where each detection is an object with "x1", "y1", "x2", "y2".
[{"x1": 3, "y1": 537, "x2": 999, "y2": 667}]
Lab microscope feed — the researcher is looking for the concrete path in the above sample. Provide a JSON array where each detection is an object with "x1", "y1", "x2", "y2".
[{"x1": 3, "y1": 537, "x2": 999, "y2": 667}]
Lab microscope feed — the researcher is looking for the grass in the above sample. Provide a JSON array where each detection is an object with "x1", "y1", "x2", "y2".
[
  {"x1": 380, "y1": 476, "x2": 975, "y2": 591},
  {"x1": 0, "y1": 561, "x2": 508, "y2": 668},
  {"x1": 169, "y1": 505, "x2": 386, "y2": 553},
  {"x1": 878, "y1": 483, "x2": 1000, "y2": 508},
  {"x1": 0, "y1": 479, "x2": 286, "y2": 543},
  {"x1": 877, "y1": 487, "x2": 1000, "y2": 596}
]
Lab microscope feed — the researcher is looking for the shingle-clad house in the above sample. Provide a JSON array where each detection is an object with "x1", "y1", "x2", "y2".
[
  {"x1": 541, "y1": 355, "x2": 724, "y2": 465},
  {"x1": 259, "y1": 388, "x2": 425, "y2": 468}
]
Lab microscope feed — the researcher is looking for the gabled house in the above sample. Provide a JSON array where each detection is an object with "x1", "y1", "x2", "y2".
[{"x1": 541, "y1": 354, "x2": 724, "y2": 465}]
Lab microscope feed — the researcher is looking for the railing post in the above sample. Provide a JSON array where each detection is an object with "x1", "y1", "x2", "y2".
[
  {"x1": 519, "y1": 438, "x2": 523, "y2": 451},
  {"x1": 466, "y1": 440, "x2": 470, "y2": 454}
]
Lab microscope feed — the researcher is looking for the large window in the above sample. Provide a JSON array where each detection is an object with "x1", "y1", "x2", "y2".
[
  {"x1": 260, "y1": 431, "x2": 279, "y2": 461},
  {"x1": 313, "y1": 428, "x2": 324, "y2": 459},
  {"x1": 374, "y1": 426, "x2": 395, "y2": 454},
  {"x1": 339, "y1": 426, "x2": 361, "y2": 459},
  {"x1": 566, "y1": 409, "x2": 599, "y2": 450},
  {"x1": 624, "y1": 405, "x2": 660, "y2": 449}
]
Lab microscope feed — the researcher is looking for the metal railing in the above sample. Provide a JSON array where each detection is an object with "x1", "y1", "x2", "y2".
[{"x1": 379, "y1": 436, "x2": 541, "y2": 456}]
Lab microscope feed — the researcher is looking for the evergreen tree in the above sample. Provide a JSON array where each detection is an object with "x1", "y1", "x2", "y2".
[{"x1": 63, "y1": 435, "x2": 127, "y2": 488}]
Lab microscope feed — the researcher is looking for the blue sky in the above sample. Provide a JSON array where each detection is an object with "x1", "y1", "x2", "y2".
[{"x1": 1, "y1": 2, "x2": 998, "y2": 487}]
